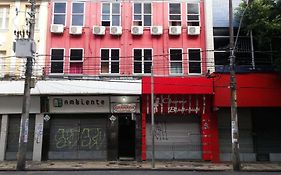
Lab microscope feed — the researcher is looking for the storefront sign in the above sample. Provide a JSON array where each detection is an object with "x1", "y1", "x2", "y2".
[
  {"x1": 49, "y1": 96, "x2": 110, "y2": 113},
  {"x1": 113, "y1": 103, "x2": 137, "y2": 113},
  {"x1": 146, "y1": 95, "x2": 206, "y2": 115}
]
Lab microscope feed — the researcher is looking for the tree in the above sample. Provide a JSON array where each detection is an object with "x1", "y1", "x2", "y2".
[{"x1": 236, "y1": 0, "x2": 281, "y2": 71}]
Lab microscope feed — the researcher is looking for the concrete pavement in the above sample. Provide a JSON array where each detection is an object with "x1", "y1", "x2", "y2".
[{"x1": 0, "y1": 161, "x2": 280, "y2": 171}]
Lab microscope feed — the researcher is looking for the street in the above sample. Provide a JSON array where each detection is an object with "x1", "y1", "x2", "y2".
[{"x1": 0, "y1": 171, "x2": 280, "y2": 175}]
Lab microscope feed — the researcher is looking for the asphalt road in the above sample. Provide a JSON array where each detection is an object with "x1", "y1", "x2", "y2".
[{"x1": 0, "y1": 171, "x2": 280, "y2": 175}]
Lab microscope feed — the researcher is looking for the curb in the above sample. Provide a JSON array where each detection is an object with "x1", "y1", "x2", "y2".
[{"x1": 1, "y1": 167, "x2": 280, "y2": 172}]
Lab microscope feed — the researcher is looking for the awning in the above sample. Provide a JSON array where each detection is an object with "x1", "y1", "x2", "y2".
[{"x1": 0, "y1": 79, "x2": 141, "y2": 95}]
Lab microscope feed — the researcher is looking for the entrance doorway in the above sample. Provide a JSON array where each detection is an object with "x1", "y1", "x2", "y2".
[{"x1": 118, "y1": 114, "x2": 135, "y2": 160}]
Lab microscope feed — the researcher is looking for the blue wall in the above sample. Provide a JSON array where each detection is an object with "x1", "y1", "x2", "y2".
[{"x1": 213, "y1": 0, "x2": 241, "y2": 27}]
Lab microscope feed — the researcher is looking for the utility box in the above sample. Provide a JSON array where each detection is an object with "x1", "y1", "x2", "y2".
[{"x1": 15, "y1": 39, "x2": 36, "y2": 58}]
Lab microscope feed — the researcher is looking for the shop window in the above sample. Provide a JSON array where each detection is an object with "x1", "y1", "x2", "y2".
[
  {"x1": 187, "y1": 3, "x2": 199, "y2": 26},
  {"x1": 170, "y1": 49, "x2": 182, "y2": 74},
  {"x1": 0, "y1": 6, "x2": 10, "y2": 29},
  {"x1": 133, "y1": 49, "x2": 152, "y2": 74},
  {"x1": 70, "y1": 49, "x2": 83, "y2": 74},
  {"x1": 26, "y1": 5, "x2": 40, "y2": 30},
  {"x1": 50, "y1": 49, "x2": 64, "y2": 74},
  {"x1": 53, "y1": 2, "x2": 66, "y2": 25},
  {"x1": 101, "y1": 49, "x2": 119, "y2": 74},
  {"x1": 71, "y1": 2, "x2": 84, "y2": 26},
  {"x1": 188, "y1": 49, "x2": 201, "y2": 74},
  {"x1": 102, "y1": 3, "x2": 120, "y2": 26},
  {"x1": 169, "y1": 3, "x2": 181, "y2": 26},
  {"x1": 133, "y1": 3, "x2": 151, "y2": 26}
]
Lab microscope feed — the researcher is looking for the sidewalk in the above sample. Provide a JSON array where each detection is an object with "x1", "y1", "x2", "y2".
[{"x1": 0, "y1": 161, "x2": 281, "y2": 171}]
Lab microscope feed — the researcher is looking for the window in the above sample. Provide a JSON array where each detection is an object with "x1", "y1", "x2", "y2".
[
  {"x1": 133, "y1": 49, "x2": 152, "y2": 74},
  {"x1": 50, "y1": 49, "x2": 64, "y2": 74},
  {"x1": 133, "y1": 3, "x2": 151, "y2": 26},
  {"x1": 0, "y1": 6, "x2": 9, "y2": 29},
  {"x1": 101, "y1": 49, "x2": 119, "y2": 74},
  {"x1": 214, "y1": 28, "x2": 253, "y2": 70},
  {"x1": 188, "y1": 49, "x2": 201, "y2": 74},
  {"x1": 53, "y1": 2, "x2": 66, "y2": 25},
  {"x1": 102, "y1": 3, "x2": 120, "y2": 26},
  {"x1": 70, "y1": 49, "x2": 83, "y2": 74},
  {"x1": 169, "y1": 3, "x2": 181, "y2": 26},
  {"x1": 26, "y1": 6, "x2": 40, "y2": 30},
  {"x1": 170, "y1": 49, "x2": 182, "y2": 74},
  {"x1": 187, "y1": 3, "x2": 200, "y2": 26},
  {"x1": 71, "y1": 3, "x2": 84, "y2": 26}
]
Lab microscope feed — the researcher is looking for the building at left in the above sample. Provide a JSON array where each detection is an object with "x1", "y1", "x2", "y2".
[{"x1": 0, "y1": 0, "x2": 48, "y2": 161}]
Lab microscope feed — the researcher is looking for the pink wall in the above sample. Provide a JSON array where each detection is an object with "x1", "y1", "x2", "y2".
[{"x1": 46, "y1": 1, "x2": 207, "y2": 76}]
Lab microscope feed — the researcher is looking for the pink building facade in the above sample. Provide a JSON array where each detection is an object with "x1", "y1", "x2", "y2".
[
  {"x1": 46, "y1": 1, "x2": 209, "y2": 76},
  {"x1": 44, "y1": 0, "x2": 217, "y2": 162}
]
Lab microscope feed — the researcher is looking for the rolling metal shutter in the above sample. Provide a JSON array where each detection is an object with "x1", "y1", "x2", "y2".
[
  {"x1": 146, "y1": 115, "x2": 202, "y2": 160},
  {"x1": 253, "y1": 108, "x2": 281, "y2": 162},
  {"x1": 218, "y1": 108, "x2": 255, "y2": 161},
  {"x1": 48, "y1": 115, "x2": 107, "y2": 160},
  {"x1": 6, "y1": 115, "x2": 35, "y2": 160}
]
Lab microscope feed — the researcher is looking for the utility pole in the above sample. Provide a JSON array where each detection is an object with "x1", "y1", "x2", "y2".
[
  {"x1": 16, "y1": 0, "x2": 36, "y2": 170},
  {"x1": 229, "y1": 0, "x2": 241, "y2": 171},
  {"x1": 151, "y1": 66, "x2": 155, "y2": 168}
]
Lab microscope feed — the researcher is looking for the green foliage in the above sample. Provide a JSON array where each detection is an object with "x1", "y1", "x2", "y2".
[
  {"x1": 236, "y1": 0, "x2": 281, "y2": 71},
  {"x1": 236, "y1": 0, "x2": 281, "y2": 44}
]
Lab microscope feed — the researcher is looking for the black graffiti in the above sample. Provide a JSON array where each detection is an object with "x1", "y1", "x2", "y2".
[
  {"x1": 154, "y1": 122, "x2": 168, "y2": 141},
  {"x1": 55, "y1": 127, "x2": 105, "y2": 150}
]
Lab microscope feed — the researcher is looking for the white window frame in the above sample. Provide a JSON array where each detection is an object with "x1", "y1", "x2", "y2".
[
  {"x1": 169, "y1": 48, "x2": 183, "y2": 75},
  {"x1": 69, "y1": 48, "x2": 84, "y2": 74},
  {"x1": 168, "y1": 2, "x2": 182, "y2": 26},
  {"x1": 52, "y1": 2, "x2": 67, "y2": 26},
  {"x1": 101, "y1": 3, "x2": 121, "y2": 27},
  {"x1": 132, "y1": 48, "x2": 153, "y2": 75},
  {"x1": 50, "y1": 48, "x2": 65, "y2": 74},
  {"x1": 188, "y1": 48, "x2": 202, "y2": 75},
  {"x1": 25, "y1": 5, "x2": 40, "y2": 30},
  {"x1": 187, "y1": 3, "x2": 200, "y2": 26},
  {"x1": 132, "y1": 2, "x2": 152, "y2": 27},
  {"x1": 0, "y1": 6, "x2": 10, "y2": 30},
  {"x1": 100, "y1": 48, "x2": 120, "y2": 74},
  {"x1": 71, "y1": 2, "x2": 85, "y2": 26}
]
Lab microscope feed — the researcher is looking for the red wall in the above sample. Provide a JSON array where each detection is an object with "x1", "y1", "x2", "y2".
[
  {"x1": 214, "y1": 73, "x2": 281, "y2": 107},
  {"x1": 46, "y1": 1, "x2": 207, "y2": 76},
  {"x1": 142, "y1": 77, "x2": 213, "y2": 94}
]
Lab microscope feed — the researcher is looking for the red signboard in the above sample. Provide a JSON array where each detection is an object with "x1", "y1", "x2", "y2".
[
  {"x1": 113, "y1": 103, "x2": 136, "y2": 113},
  {"x1": 144, "y1": 95, "x2": 209, "y2": 115}
]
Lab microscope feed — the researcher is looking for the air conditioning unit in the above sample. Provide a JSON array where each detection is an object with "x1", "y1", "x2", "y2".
[
  {"x1": 50, "y1": 24, "x2": 64, "y2": 34},
  {"x1": 69, "y1": 26, "x2": 83, "y2": 35},
  {"x1": 188, "y1": 26, "x2": 200, "y2": 35},
  {"x1": 169, "y1": 26, "x2": 181, "y2": 35},
  {"x1": 110, "y1": 26, "x2": 122, "y2": 35},
  {"x1": 150, "y1": 26, "x2": 163, "y2": 35},
  {"x1": 131, "y1": 26, "x2": 143, "y2": 35},
  {"x1": 92, "y1": 26, "x2": 105, "y2": 35}
]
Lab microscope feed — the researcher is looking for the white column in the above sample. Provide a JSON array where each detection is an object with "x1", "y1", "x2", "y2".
[
  {"x1": 0, "y1": 115, "x2": 9, "y2": 161},
  {"x1": 32, "y1": 114, "x2": 44, "y2": 161},
  {"x1": 204, "y1": 0, "x2": 215, "y2": 73}
]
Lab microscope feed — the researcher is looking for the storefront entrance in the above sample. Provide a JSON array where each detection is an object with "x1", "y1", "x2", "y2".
[{"x1": 118, "y1": 114, "x2": 136, "y2": 160}]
